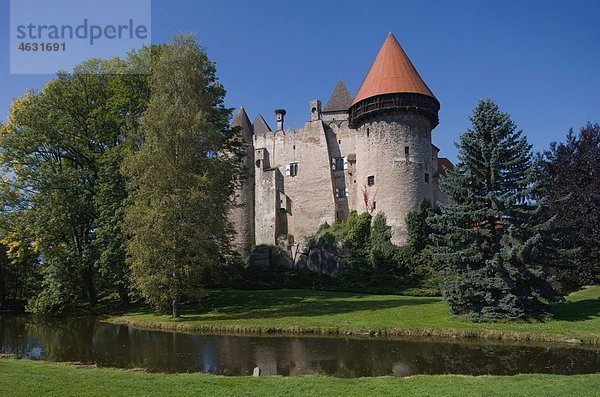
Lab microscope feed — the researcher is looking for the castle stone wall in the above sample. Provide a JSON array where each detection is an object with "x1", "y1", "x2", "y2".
[
  {"x1": 253, "y1": 119, "x2": 337, "y2": 244},
  {"x1": 354, "y1": 114, "x2": 434, "y2": 244},
  {"x1": 230, "y1": 141, "x2": 255, "y2": 257},
  {"x1": 324, "y1": 119, "x2": 358, "y2": 220},
  {"x1": 254, "y1": 148, "x2": 278, "y2": 245}
]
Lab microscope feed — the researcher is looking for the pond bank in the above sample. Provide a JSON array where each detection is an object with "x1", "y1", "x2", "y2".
[
  {"x1": 1, "y1": 358, "x2": 599, "y2": 397},
  {"x1": 105, "y1": 286, "x2": 600, "y2": 345}
]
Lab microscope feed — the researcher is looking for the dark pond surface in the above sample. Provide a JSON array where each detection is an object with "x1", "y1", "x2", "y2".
[{"x1": 1, "y1": 315, "x2": 599, "y2": 377}]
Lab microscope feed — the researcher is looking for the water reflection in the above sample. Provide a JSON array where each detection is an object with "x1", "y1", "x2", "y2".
[{"x1": 1, "y1": 315, "x2": 599, "y2": 377}]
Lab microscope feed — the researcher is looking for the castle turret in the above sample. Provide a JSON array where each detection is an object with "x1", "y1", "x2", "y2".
[
  {"x1": 350, "y1": 33, "x2": 440, "y2": 244},
  {"x1": 253, "y1": 114, "x2": 272, "y2": 136},
  {"x1": 322, "y1": 79, "x2": 353, "y2": 122},
  {"x1": 230, "y1": 107, "x2": 255, "y2": 257}
]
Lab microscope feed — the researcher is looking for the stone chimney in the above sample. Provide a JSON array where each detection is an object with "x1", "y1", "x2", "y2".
[
  {"x1": 309, "y1": 99, "x2": 321, "y2": 121},
  {"x1": 275, "y1": 109, "x2": 286, "y2": 131}
]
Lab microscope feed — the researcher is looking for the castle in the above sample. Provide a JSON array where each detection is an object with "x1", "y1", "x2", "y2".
[{"x1": 230, "y1": 33, "x2": 453, "y2": 257}]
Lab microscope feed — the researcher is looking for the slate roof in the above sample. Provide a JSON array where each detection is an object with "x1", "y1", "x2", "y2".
[
  {"x1": 232, "y1": 106, "x2": 253, "y2": 137},
  {"x1": 323, "y1": 79, "x2": 353, "y2": 112},
  {"x1": 352, "y1": 32, "x2": 436, "y2": 106},
  {"x1": 253, "y1": 114, "x2": 272, "y2": 135}
]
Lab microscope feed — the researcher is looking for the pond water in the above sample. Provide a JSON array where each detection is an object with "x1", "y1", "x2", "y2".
[{"x1": 1, "y1": 315, "x2": 599, "y2": 377}]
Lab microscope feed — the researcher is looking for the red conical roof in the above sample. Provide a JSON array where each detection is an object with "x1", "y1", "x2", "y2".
[{"x1": 352, "y1": 33, "x2": 435, "y2": 105}]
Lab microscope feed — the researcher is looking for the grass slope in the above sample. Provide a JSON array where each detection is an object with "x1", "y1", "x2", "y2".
[
  {"x1": 1, "y1": 359, "x2": 599, "y2": 397},
  {"x1": 107, "y1": 286, "x2": 600, "y2": 344}
]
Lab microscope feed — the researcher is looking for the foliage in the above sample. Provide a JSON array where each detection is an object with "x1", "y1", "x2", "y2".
[
  {"x1": 287, "y1": 211, "x2": 429, "y2": 294},
  {"x1": 406, "y1": 200, "x2": 434, "y2": 252},
  {"x1": 0, "y1": 207, "x2": 41, "y2": 311},
  {"x1": 309, "y1": 211, "x2": 372, "y2": 255},
  {"x1": 429, "y1": 99, "x2": 563, "y2": 320},
  {"x1": 538, "y1": 123, "x2": 600, "y2": 287},
  {"x1": 402, "y1": 200, "x2": 441, "y2": 293},
  {"x1": 0, "y1": 55, "x2": 150, "y2": 313},
  {"x1": 238, "y1": 263, "x2": 337, "y2": 291},
  {"x1": 343, "y1": 212, "x2": 372, "y2": 258},
  {"x1": 369, "y1": 212, "x2": 395, "y2": 271},
  {"x1": 307, "y1": 211, "x2": 372, "y2": 276},
  {"x1": 122, "y1": 34, "x2": 244, "y2": 317}
]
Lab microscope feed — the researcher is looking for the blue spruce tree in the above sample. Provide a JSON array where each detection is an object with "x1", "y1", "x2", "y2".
[{"x1": 430, "y1": 99, "x2": 560, "y2": 320}]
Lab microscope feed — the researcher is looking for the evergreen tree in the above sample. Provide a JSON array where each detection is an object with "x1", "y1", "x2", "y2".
[
  {"x1": 429, "y1": 99, "x2": 560, "y2": 320},
  {"x1": 369, "y1": 212, "x2": 394, "y2": 271},
  {"x1": 122, "y1": 35, "x2": 243, "y2": 318},
  {"x1": 406, "y1": 200, "x2": 434, "y2": 253}
]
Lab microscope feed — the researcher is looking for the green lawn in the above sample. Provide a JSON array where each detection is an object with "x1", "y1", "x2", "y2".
[
  {"x1": 106, "y1": 286, "x2": 600, "y2": 344},
  {"x1": 0, "y1": 359, "x2": 598, "y2": 397}
]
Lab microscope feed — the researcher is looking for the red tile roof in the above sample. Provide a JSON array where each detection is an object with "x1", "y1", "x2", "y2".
[
  {"x1": 352, "y1": 33, "x2": 436, "y2": 105},
  {"x1": 436, "y1": 158, "x2": 454, "y2": 177}
]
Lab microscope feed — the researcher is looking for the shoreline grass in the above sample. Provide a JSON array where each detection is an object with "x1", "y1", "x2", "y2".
[
  {"x1": 105, "y1": 286, "x2": 600, "y2": 345},
  {"x1": 1, "y1": 358, "x2": 599, "y2": 397}
]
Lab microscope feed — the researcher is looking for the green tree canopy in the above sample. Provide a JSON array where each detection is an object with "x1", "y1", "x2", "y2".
[
  {"x1": 0, "y1": 52, "x2": 150, "y2": 313},
  {"x1": 122, "y1": 34, "x2": 244, "y2": 318},
  {"x1": 539, "y1": 123, "x2": 600, "y2": 287}
]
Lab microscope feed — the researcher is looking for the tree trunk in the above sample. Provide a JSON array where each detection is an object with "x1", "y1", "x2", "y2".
[
  {"x1": 172, "y1": 298, "x2": 179, "y2": 319},
  {"x1": 84, "y1": 268, "x2": 97, "y2": 312},
  {"x1": 118, "y1": 287, "x2": 129, "y2": 309},
  {"x1": 12, "y1": 272, "x2": 18, "y2": 303},
  {"x1": 0, "y1": 261, "x2": 5, "y2": 310}
]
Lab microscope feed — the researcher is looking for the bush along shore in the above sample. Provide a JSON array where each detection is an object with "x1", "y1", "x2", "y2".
[
  {"x1": 105, "y1": 286, "x2": 600, "y2": 345},
  {"x1": 1, "y1": 359, "x2": 599, "y2": 397}
]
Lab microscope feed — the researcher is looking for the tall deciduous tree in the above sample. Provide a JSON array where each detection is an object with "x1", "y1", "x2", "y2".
[
  {"x1": 122, "y1": 35, "x2": 243, "y2": 318},
  {"x1": 429, "y1": 99, "x2": 561, "y2": 320},
  {"x1": 0, "y1": 53, "x2": 149, "y2": 313},
  {"x1": 539, "y1": 123, "x2": 600, "y2": 287}
]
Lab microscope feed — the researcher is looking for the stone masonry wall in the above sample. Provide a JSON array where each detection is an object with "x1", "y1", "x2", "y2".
[
  {"x1": 251, "y1": 108, "x2": 440, "y2": 250},
  {"x1": 323, "y1": 118, "x2": 358, "y2": 221},
  {"x1": 229, "y1": 137, "x2": 255, "y2": 257},
  {"x1": 354, "y1": 113, "x2": 434, "y2": 244},
  {"x1": 254, "y1": 147, "x2": 278, "y2": 245},
  {"x1": 253, "y1": 118, "x2": 337, "y2": 245}
]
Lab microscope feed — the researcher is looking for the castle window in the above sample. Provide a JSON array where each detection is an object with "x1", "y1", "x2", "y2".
[
  {"x1": 366, "y1": 128, "x2": 370, "y2": 137},
  {"x1": 367, "y1": 175, "x2": 375, "y2": 186},
  {"x1": 334, "y1": 157, "x2": 344, "y2": 171},
  {"x1": 338, "y1": 139, "x2": 341, "y2": 144},
  {"x1": 405, "y1": 146, "x2": 410, "y2": 156},
  {"x1": 287, "y1": 162, "x2": 298, "y2": 177},
  {"x1": 424, "y1": 173, "x2": 429, "y2": 184},
  {"x1": 372, "y1": 201, "x2": 376, "y2": 210}
]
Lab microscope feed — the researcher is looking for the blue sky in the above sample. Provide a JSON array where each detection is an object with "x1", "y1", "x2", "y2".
[{"x1": 1, "y1": 0, "x2": 599, "y2": 162}]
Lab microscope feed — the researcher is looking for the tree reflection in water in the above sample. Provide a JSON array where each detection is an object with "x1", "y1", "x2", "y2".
[{"x1": 1, "y1": 316, "x2": 599, "y2": 377}]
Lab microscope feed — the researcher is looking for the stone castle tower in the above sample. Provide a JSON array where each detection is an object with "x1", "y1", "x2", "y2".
[
  {"x1": 230, "y1": 33, "x2": 452, "y2": 255},
  {"x1": 230, "y1": 108, "x2": 255, "y2": 257}
]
